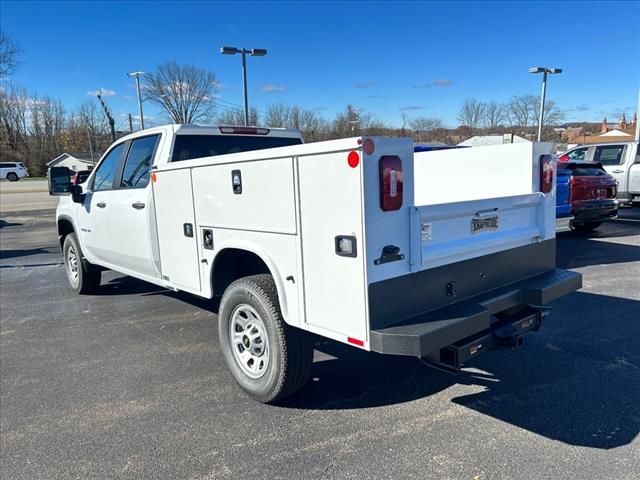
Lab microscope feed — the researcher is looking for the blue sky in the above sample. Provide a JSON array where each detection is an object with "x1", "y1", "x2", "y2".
[{"x1": 1, "y1": 0, "x2": 639, "y2": 129}]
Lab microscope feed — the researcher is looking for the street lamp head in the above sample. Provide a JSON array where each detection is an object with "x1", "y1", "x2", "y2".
[
  {"x1": 127, "y1": 71, "x2": 145, "y2": 77},
  {"x1": 549, "y1": 68, "x2": 563, "y2": 74},
  {"x1": 529, "y1": 67, "x2": 545, "y2": 74},
  {"x1": 250, "y1": 48, "x2": 267, "y2": 57},
  {"x1": 220, "y1": 46, "x2": 241, "y2": 55}
]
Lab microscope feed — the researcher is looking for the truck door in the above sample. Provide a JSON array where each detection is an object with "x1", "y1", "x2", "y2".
[
  {"x1": 77, "y1": 143, "x2": 127, "y2": 264},
  {"x1": 106, "y1": 134, "x2": 162, "y2": 279},
  {"x1": 595, "y1": 144, "x2": 627, "y2": 190}
]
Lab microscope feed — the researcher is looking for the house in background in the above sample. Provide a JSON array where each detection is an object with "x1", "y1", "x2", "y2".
[{"x1": 47, "y1": 153, "x2": 99, "y2": 172}]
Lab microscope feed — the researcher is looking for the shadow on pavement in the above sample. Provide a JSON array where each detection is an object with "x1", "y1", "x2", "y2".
[
  {"x1": 280, "y1": 292, "x2": 640, "y2": 450},
  {"x1": 0, "y1": 219, "x2": 23, "y2": 229},
  {"x1": 556, "y1": 235, "x2": 640, "y2": 269},
  {"x1": 0, "y1": 248, "x2": 52, "y2": 260}
]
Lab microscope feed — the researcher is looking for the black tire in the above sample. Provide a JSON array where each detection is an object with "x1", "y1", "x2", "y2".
[
  {"x1": 7, "y1": 172, "x2": 18, "y2": 182},
  {"x1": 218, "y1": 274, "x2": 313, "y2": 403},
  {"x1": 63, "y1": 233, "x2": 101, "y2": 294},
  {"x1": 571, "y1": 221, "x2": 602, "y2": 233}
]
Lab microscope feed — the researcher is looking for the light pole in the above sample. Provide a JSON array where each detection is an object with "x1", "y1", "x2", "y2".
[
  {"x1": 529, "y1": 67, "x2": 562, "y2": 141},
  {"x1": 220, "y1": 46, "x2": 267, "y2": 126},
  {"x1": 127, "y1": 71, "x2": 145, "y2": 130}
]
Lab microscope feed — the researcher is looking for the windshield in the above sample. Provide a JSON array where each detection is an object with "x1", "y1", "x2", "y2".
[{"x1": 171, "y1": 134, "x2": 302, "y2": 162}]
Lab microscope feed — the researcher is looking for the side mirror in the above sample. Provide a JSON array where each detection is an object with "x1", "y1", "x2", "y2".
[
  {"x1": 70, "y1": 185, "x2": 85, "y2": 204},
  {"x1": 48, "y1": 166, "x2": 72, "y2": 196}
]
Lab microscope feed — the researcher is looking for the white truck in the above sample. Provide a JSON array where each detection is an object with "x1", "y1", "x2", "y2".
[
  {"x1": 49, "y1": 125, "x2": 581, "y2": 403},
  {"x1": 561, "y1": 141, "x2": 640, "y2": 205}
]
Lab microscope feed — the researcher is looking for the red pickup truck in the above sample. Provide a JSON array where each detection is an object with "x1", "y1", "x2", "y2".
[{"x1": 559, "y1": 161, "x2": 618, "y2": 232}]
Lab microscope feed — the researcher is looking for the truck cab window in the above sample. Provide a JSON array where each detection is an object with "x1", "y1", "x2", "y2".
[
  {"x1": 121, "y1": 135, "x2": 160, "y2": 188},
  {"x1": 594, "y1": 145, "x2": 625, "y2": 166},
  {"x1": 566, "y1": 147, "x2": 588, "y2": 161},
  {"x1": 93, "y1": 143, "x2": 126, "y2": 191},
  {"x1": 171, "y1": 134, "x2": 302, "y2": 162}
]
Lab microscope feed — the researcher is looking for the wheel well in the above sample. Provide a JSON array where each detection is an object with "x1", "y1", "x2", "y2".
[
  {"x1": 57, "y1": 218, "x2": 74, "y2": 247},
  {"x1": 211, "y1": 248, "x2": 271, "y2": 297}
]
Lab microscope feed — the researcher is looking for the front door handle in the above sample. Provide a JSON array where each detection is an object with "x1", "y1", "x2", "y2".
[
  {"x1": 132, "y1": 202, "x2": 146, "y2": 210},
  {"x1": 96, "y1": 202, "x2": 106, "y2": 208},
  {"x1": 612, "y1": 170, "x2": 624, "y2": 173}
]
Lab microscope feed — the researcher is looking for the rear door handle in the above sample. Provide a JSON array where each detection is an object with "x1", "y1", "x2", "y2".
[
  {"x1": 612, "y1": 170, "x2": 624, "y2": 173},
  {"x1": 96, "y1": 202, "x2": 106, "y2": 208},
  {"x1": 132, "y1": 202, "x2": 146, "y2": 210}
]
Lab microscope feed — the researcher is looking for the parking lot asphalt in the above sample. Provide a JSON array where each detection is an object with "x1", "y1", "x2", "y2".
[{"x1": 1, "y1": 208, "x2": 639, "y2": 480}]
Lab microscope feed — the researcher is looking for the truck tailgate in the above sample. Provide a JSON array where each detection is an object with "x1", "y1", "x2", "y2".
[{"x1": 410, "y1": 193, "x2": 547, "y2": 271}]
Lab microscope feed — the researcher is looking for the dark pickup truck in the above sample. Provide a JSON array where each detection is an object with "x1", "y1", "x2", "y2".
[{"x1": 559, "y1": 161, "x2": 618, "y2": 232}]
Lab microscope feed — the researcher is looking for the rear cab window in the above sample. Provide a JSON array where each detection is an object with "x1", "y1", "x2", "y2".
[
  {"x1": 594, "y1": 145, "x2": 625, "y2": 166},
  {"x1": 558, "y1": 162, "x2": 608, "y2": 176},
  {"x1": 566, "y1": 147, "x2": 588, "y2": 161},
  {"x1": 171, "y1": 134, "x2": 303, "y2": 162}
]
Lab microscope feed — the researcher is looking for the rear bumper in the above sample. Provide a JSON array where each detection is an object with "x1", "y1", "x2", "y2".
[
  {"x1": 370, "y1": 268, "x2": 582, "y2": 358},
  {"x1": 572, "y1": 200, "x2": 618, "y2": 223}
]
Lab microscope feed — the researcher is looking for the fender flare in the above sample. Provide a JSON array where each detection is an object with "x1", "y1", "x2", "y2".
[{"x1": 211, "y1": 241, "x2": 293, "y2": 325}]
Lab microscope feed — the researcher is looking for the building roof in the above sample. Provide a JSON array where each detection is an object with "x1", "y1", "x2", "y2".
[
  {"x1": 47, "y1": 152, "x2": 100, "y2": 166},
  {"x1": 457, "y1": 135, "x2": 530, "y2": 147},
  {"x1": 599, "y1": 129, "x2": 633, "y2": 138}
]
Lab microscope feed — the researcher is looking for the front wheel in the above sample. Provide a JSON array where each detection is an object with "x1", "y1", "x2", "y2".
[
  {"x1": 63, "y1": 233, "x2": 101, "y2": 294},
  {"x1": 218, "y1": 274, "x2": 313, "y2": 403},
  {"x1": 570, "y1": 221, "x2": 602, "y2": 233}
]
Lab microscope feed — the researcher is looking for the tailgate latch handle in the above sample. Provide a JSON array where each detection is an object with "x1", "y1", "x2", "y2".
[{"x1": 374, "y1": 245, "x2": 404, "y2": 265}]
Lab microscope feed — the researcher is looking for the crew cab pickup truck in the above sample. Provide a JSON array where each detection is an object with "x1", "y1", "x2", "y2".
[
  {"x1": 560, "y1": 141, "x2": 639, "y2": 206},
  {"x1": 49, "y1": 125, "x2": 581, "y2": 403},
  {"x1": 558, "y1": 161, "x2": 618, "y2": 232}
]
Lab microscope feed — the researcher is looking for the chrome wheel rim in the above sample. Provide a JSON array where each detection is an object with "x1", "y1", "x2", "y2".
[
  {"x1": 229, "y1": 304, "x2": 270, "y2": 379},
  {"x1": 65, "y1": 245, "x2": 79, "y2": 286}
]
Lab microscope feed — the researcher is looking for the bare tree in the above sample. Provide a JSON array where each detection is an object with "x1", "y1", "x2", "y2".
[
  {"x1": 482, "y1": 101, "x2": 505, "y2": 131},
  {"x1": 410, "y1": 117, "x2": 444, "y2": 132},
  {"x1": 216, "y1": 106, "x2": 258, "y2": 126},
  {"x1": 506, "y1": 95, "x2": 564, "y2": 135},
  {"x1": 457, "y1": 98, "x2": 485, "y2": 129},
  {"x1": 144, "y1": 62, "x2": 218, "y2": 123},
  {"x1": 0, "y1": 32, "x2": 21, "y2": 77}
]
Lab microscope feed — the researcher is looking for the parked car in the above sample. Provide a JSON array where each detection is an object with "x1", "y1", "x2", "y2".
[
  {"x1": 555, "y1": 167, "x2": 573, "y2": 231},
  {"x1": 72, "y1": 169, "x2": 92, "y2": 185},
  {"x1": 558, "y1": 161, "x2": 618, "y2": 232},
  {"x1": 559, "y1": 141, "x2": 639, "y2": 206},
  {"x1": 0, "y1": 162, "x2": 29, "y2": 181}
]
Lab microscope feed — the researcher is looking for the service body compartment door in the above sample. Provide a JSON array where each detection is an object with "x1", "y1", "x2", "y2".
[
  {"x1": 298, "y1": 150, "x2": 368, "y2": 343},
  {"x1": 152, "y1": 168, "x2": 202, "y2": 293}
]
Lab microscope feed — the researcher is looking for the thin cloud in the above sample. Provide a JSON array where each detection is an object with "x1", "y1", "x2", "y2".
[
  {"x1": 412, "y1": 79, "x2": 454, "y2": 88},
  {"x1": 399, "y1": 105, "x2": 424, "y2": 111},
  {"x1": 353, "y1": 80, "x2": 377, "y2": 89},
  {"x1": 261, "y1": 83, "x2": 286, "y2": 92},
  {"x1": 87, "y1": 88, "x2": 116, "y2": 97}
]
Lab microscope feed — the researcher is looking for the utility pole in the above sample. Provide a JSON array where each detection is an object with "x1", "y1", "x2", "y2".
[
  {"x1": 127, "y1": 71, "x2": 145, "y2": 130},
  {"x1": 96, "y1": 93, "x2": 116, "y2": 143},
  {"x1": 129, "y1": 113, "x2": 133, "y2": 133},
  {"x1": 87, "y1": 131, "x2": 94, "y2": 164}
]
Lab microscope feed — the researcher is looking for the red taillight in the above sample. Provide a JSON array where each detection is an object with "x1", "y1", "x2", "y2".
[
  {"x1": 540, "y1": 154, "x2": 554, "y2": 194},
  {"x1": 558, "y1": 153, "x2": 569, "y2": 162},
  {"x1": 379, "y1": 155, "x2": 403, "y2": 211},
  {"x1": 218, "y1": 126, "x2": 270, "y2": 135},
  {"x1": 347, "y1": 337, "x2": 364, "y2": 347}
]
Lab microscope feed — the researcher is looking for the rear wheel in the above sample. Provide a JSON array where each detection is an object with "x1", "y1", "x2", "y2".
[
  {"x1": 63, "y1": 233, "x2": 101, "y2": 294},
  {"x1": 570, "y1": 221, "x2": 602, "y2": 233},
  {"x1": 7, "y1": 172, "x2": 18, "y2": 181},
  {"x1": 218, "y1": 274, "x2": 313, "y2": 403}
]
